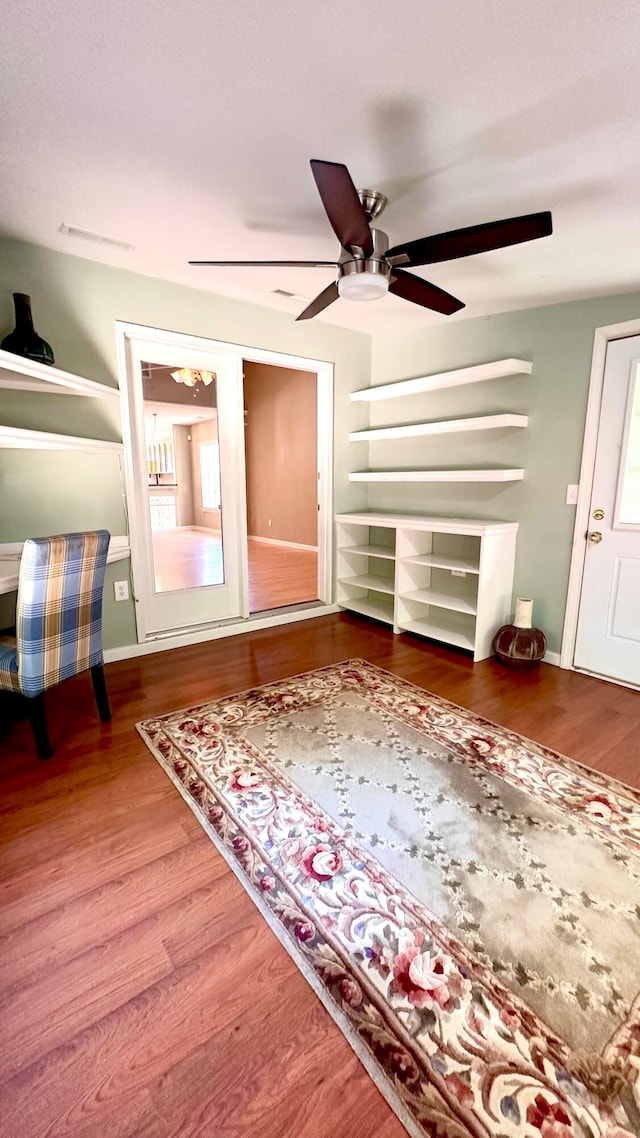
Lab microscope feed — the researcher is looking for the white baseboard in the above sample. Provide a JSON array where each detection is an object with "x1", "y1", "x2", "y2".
[
  {"x1": 543, "y1": 650, "x2": 561, "y2": 667},
  {"x1": 103, "y1": 603, "x2": 339, "y2": 663},
  {"x1": 248, "y1": 535, "x2": 318, "y2": 552}
]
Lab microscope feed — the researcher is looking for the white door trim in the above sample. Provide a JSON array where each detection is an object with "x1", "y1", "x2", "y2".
[
  {"x1": 115, "y1": 323, "x2": 334, "y2": 643},
  {"x1": 561, "y1": 316, "x2": 640, "y2": 670}
]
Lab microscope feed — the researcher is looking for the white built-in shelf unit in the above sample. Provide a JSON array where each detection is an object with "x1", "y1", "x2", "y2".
[
  {"x1": 336, "y1": 512, "x2": 518, "y2": 661},
  {"x1": 349, "y1": 357, "x2": 532, "y2": 485}
]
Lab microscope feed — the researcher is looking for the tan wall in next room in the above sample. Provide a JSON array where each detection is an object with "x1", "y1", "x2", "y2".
[
  {"x1": 243, "y1": 361, "x2": 317, "y2": 547},
  {"x1": 190, "y1": 418, "x2": 221, "y2": 531},
  {"x1": 172, "y1": 424, "x2": 195, "y2": 527}
]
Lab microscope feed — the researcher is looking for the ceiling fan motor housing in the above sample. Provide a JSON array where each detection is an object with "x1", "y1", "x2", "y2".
[{"x1": 338, "y1": 227, "x2": 392, "y2": 300}]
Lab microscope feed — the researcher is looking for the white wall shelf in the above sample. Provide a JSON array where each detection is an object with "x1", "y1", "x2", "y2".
[
  {"x1": 350, "y1": 413, "x2": 528, "y2": 442},
  {"x1": 0, "y1": 425, "x2": 124, "y2": 454},
  {"x1": 349, "y1": 469, "x2": 525, "y2": 483},
  {"x1": 0, "y1": 348, "x2": 120, "y2": 399},
  {"x1": 336, "y1": 512, "x2": 518, "y2": 661},
  {"x1": 350, "y1": 358, "x2": 532, "y2": 403}
]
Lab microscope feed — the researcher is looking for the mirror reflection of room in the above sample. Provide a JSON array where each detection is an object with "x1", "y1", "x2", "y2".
[
  {"x1": 142, "y1": 361, "x2": 224, "y2": 593},
  {"x1": 141, "y1": 358, "x2": 320, "y2": 611}
]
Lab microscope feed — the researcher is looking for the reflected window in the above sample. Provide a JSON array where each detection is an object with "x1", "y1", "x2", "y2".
[{"x1": 200, "y1": 441, "x2": 221, "y2": 510}]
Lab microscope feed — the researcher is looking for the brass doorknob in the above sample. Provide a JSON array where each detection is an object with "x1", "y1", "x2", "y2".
[{"x1": 588, "y1": 531, "x2": 603, "y2": 543}]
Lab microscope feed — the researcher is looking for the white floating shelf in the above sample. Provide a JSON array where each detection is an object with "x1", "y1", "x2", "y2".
[
  {"x1": 340, "y1": 543, "x2": 396, "y2": 560},
  {"x1": 404, "y1": 553, "x2": 480, "y2": 574},
  {"x1": 0, "y1": 348, "x2": 120, "y2": 399},
  {"x1": 351, "y1": 358, "x2": 532, "y2": 403},
  {"x1": 341, "y1": 573, "x2": 395, "y2": 595},
  {"x1": 349, "y1": 469, "x2": 525, "y2": 483},
  {"x1": 0, "y1": 425, "x2": 124, "y2": 454},
  {"x1": 350, "y1": 413, "x2": 528, "y2": 442},
  {"x1": 400, "y1": 588, "x2": 477, "y2": 616}
]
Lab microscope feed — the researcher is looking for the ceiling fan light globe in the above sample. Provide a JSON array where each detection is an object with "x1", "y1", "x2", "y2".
[{"x1": 338, "y1": 271, "x2": 389, "y2": 302}]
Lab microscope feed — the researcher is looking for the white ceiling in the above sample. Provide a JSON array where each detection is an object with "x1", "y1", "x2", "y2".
[{"x1": 1, "y1": 0, "x2": 639, "y2": 334}]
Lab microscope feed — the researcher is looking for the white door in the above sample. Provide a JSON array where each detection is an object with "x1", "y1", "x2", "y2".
[
  {"x1": 117, "y1": 324, "x2": 247, "y2": 640},
  {"x1": 574, "y1": 335, "x2": 640, "y2": 686}
]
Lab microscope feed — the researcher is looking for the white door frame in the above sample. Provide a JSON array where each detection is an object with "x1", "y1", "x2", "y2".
[
  {"x1": 115, "y1": 322, "x2": 334, "y2": 644},
  {"x1": 561, "y1": 316, "x2": 640, "y2": 670}
]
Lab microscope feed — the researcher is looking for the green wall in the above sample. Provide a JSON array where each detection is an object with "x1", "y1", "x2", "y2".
[
  {"x1": 3, "y1": 231, "x2": 639, "y2": 657},
  {"x1": 368, "y1": 291, "x2": 640, "y2": 652},
  {"x1": 0, "y1": 236, "x2": 370, "y2": 648}
]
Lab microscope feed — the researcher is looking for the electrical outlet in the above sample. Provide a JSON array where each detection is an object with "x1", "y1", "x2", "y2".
[
  {"x1": 114, "y1": 580, "x2": 129, "y2": 602},
  {"x1": 566, "y1": 484, "x2": 579, "y2": 505}
]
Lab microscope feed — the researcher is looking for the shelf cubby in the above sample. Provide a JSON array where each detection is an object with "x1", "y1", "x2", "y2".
[{"x1": 398, "y1": 608, "x2": 477, "y2": 653}]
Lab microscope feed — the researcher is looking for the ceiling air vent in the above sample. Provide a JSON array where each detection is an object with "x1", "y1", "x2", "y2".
[
  {"x1": 59, "y1": 222, "x2": 135, "y2": 252},
  {"x1": 269, "y1": 288, "x2": 310, "y2": 302}
]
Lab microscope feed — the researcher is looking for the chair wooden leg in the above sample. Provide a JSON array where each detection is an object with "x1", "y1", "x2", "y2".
[
  {"x1": 27, "y1": 693, "x2": 52, "y2": 760},
  {"x1": 91, "y1": 664, "x2": 111, "y2": 722}
]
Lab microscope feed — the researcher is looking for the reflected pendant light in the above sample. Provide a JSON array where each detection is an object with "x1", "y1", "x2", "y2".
[{"x1": 170, "y1": 368, "x2": 216, "y2": 387}]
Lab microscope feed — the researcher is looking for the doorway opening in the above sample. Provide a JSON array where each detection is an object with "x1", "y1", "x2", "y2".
[{"x1": 243, "y1": 360, "x2": 318, "y2": 613}]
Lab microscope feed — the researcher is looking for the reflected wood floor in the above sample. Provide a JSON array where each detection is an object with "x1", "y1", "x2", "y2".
[
  {"x1": 0, "y1": 614, "x2": 639, "y2": 1138},
  {"x1": 151, "y1": 529, "x2": 317, "y2": 610}
]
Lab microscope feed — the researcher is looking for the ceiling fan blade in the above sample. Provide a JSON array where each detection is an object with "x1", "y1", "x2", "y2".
[
  {"x1": 310, "y1": 160, "x2": 374, "y2": 257},
  {"x1": 389, "y1": 270, "x2": 465, "y2": 315},
  {"x1": 295, "y1": 281, "x2": 340, "y2": 322},
  {"x1": 189, "y1": 259, "x2": 338, "y2": 268},
  {"x1": 387, "y1": 211, "x2": 553, "y2": 267}
]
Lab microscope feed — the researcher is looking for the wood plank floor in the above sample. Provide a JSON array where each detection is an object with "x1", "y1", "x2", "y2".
[
  {"x1": 151, "y1": 529, "x2": 318, "y2": 610},
  {"x1": 1, "y1": 614, "x2": 639, "y2": 1138}
]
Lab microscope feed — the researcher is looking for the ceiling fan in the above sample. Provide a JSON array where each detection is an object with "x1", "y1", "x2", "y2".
[{"x1": 190, "y1": 160, "x2": 552, "y2": 322}]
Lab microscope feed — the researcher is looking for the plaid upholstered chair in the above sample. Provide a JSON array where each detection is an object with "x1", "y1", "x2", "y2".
[{"x1": 0, "y1": 531, "x2": 112, "y2": 759}]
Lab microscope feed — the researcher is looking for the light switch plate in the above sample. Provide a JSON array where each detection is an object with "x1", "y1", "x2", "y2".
[{"x1": 566, "y1": 484, "x2": 579, "y2": 505}]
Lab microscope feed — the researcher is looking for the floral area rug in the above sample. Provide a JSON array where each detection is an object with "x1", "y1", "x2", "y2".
[{"x1": 137, "y1": 659, "x2": 640, "y2": 1138}]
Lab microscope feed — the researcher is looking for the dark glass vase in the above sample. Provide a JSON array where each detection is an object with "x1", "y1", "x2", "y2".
[
  {"x1": 493, "y1": 598, "x2": 547, "y2": 667},
  {"x1": 1, "y1": 293, "x2": 55, "y2": 366}
]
